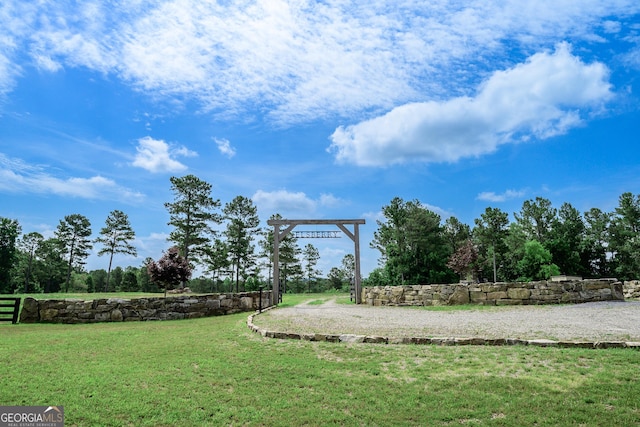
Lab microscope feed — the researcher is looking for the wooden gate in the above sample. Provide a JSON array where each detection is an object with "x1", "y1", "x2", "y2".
[{"x1": 0, "y1": 297, "x2": 21, "y2": 324}]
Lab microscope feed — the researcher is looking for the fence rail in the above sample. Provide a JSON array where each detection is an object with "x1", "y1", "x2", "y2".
[{"x1": 0, "y1": 297, "x2": 21, "y2": 324}]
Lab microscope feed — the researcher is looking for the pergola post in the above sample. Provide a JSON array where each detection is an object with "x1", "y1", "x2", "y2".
[
  {"x1": 272, "y1": 223, "x2": 280, "y2": 304},
  {"x1": 354, "y1": 222, "x2": 362, "y2": 304}
]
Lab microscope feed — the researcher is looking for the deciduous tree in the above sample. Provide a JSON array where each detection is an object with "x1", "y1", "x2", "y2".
[
  {"x1": 148, "y1": 246, "x2": 192, "y2": 296},
  {"x1": 517, "y1": 240, "x2": 560, "y2": 281},
  {"x1": 447, "y1": 239, "x2": 479, "y2": 282}
]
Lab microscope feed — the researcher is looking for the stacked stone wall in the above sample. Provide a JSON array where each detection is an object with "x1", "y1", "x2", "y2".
[
  {"x1": 363, "y1": 279, "x2": 624, "y2": 307},
  {"x1": 623, "y1": 280, "x2": 640, "y2": 299},
  {"x1": 19, "y1": 291, "x2": 273, "y2": 324}
]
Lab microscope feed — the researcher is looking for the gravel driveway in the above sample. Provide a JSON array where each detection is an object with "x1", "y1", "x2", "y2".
[{"x1": 253, "y1": 299, "x2": 640, "y2": 342}]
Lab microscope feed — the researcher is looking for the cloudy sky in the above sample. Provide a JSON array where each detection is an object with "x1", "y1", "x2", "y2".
[{"x1": 1, "y1": 0, "x2": 639, "y2": 278}]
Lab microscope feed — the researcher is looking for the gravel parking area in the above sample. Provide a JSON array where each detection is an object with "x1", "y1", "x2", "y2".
[{"x1": 253, "y1": 299, "x2": 640, "y2": 342}]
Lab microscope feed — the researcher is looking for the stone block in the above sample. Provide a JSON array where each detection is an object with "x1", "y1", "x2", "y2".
[
  {"x1": 448, "y1": 286, "x2": 470, "y2": 305},
  {"x1": 166, "y1": 312, "x2": 185, "y2": 320},
  {"x1": 205, "y1": 299, "x2": 221, "y2": 309},
  {"x1": 481, "y1": 284, "x2": 507, "y2": 292},
  {"x1": 583, "y1": 281, "x2": 608, "y2": 290},
  {"x1": 528, "y1": 339, "x2": 558, "y2": 347},
  {"x1": 486, "y1": 291, "x2": 508, "y2": 300},
  {"x1": 594, "y1": 341, "x2": 626, "y2": 349},
  {"x1": 560, "y1": 292, "x2": 580, "y2": 303},
  {"x1": 557, "y1": 341, "x2": 594, "y2": 349},
  {"x1": 507, "y1": 288, "x2": 531, "y2": 300},
  {"x1": 94, "y1": 312, "x2": 110, "y2": 321},
  {"x1": 39, "y1": 309, "x2": 59, "y2": 321},
  {"x1": 363, "y1": 336, "x2": 387, "y2": 344},
  {"x1": 93, "y1": 304, "x2": 112, "y2": 313},
  {"x1": 19, "y1": 298, "x2": 39, "y2": 323},
  {"x1": 110, "y1": 309, "x2": 123, "y2": 322},
  {"x1": 77, "y1": 312, "x2": 94, "y2": 320},
  {"x1": 611, "y1": 282, "x2": 624, "y2": 300},
  {"x1": 469, "y1": 291, "x2": 486, "y2": 302},
  {"x1": 339, "y1": 334, "x2": 365, "y2": 343}
]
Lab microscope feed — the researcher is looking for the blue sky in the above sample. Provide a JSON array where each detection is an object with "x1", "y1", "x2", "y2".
[{"x1": 1, "y1": 1, "x2": 639, "y2": 278}]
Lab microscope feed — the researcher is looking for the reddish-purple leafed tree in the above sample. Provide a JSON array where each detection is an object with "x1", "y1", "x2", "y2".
[
  {"x1": 446, "y1": 239, "x2": 479, "y2": 282},
  {"x1": 147, "y1": 246, "x2": 192, "y2": 296}
]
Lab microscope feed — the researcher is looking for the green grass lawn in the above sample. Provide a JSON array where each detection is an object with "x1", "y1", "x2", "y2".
[{"x1": 1, "y1": 294, "x2": 639, "y2": 426}]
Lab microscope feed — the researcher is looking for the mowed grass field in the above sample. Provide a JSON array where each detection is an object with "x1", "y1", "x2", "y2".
[{"x1": 1, "y1": 294, "x2": 640, "y2": 426}]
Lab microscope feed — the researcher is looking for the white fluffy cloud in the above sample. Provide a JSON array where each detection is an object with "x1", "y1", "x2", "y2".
[
  {"x1": 0, "y1": 153, "x2": 144, "y2": 201},
  {"x1": 328, "y1": 44, "x2": 613, "y2": 166},
  {"x1": 214, "y1": 137, "x2": 236, "y2": 158},
  {"x1": 132, "y1": 136, "x2": 196, "y2": 173},
  {"x1": 477, "y1": 189, "x2": 526, "y2": 203},
  {"x1": 1, "y1": 1, "x2": 637, "y2": 123},
  {"x1": 252, "y1": 189, "x2": 316, "y2": 215},
  {"x1": 252, "y1": 189, "x2": 342, "y2": 215}
]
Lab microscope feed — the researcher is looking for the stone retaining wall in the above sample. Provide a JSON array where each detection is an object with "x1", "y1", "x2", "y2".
[
  {"x1": 19, "y1": 291, "x2": 273, "y2": 324},
  {"x1": 247, "y1": 308, "x2": 640, "y2": 349},
  {"x1": 363, "y1": 279, "x2": 624, "y2": 306},
  {"x1": 624, "y1": 280, "x2": 640, "y2": 299}
]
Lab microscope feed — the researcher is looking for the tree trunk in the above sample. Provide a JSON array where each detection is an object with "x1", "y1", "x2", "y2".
[
  {"x1": 105, "y1": 251, "x2": 114, "y2": 292},
  {"x1": 492, "y1": 247, "x2": 497, "y2": 283}
]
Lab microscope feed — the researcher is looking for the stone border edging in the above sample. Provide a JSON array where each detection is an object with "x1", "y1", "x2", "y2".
[{"x1": 247, "y1": 309, "x2": 640, "y2": 350}]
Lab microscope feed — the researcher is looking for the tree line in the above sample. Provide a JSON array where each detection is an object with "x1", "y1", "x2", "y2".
[
  {"x1": 0, "y1": 175, "x2": 353, "y2": 294},
  {"x1": 2, "y1": 174, "x2": 639, "y2": 294},
  {"x1": 365, "y1": 193, "x2": 640, "y2": 287}
]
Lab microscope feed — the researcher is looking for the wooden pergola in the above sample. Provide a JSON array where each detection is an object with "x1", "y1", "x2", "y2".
[{"x1": 267, "y1": 219, "x2": 366, "y2": 304}]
